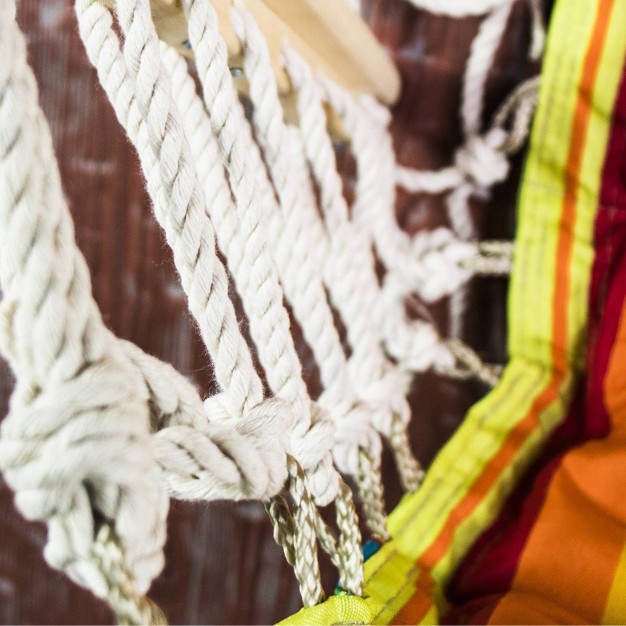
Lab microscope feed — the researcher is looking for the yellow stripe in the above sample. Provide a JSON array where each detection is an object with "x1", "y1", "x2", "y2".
[
  {"x1": 603, "y1": 541, "x2": 626, "y2": 624},
  {"x1": 389, "y1": 360, "x2": 549, "y2": 558}
]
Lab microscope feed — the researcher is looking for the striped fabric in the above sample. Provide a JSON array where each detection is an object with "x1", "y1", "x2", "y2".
[
  {"x1": 282, "y1": 0, "x2": 626, "y2": 623},
  {"x1": 446, "y1": 25, "x2": 626, "y2": 626}
]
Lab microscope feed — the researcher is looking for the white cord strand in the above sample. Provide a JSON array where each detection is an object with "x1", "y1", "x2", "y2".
[
  {"x1": 283, "y1": 48, "x2": 425, "y2": 492},
  {"x1": 76, "y1": 0, "x2": 264, "y2": 420},
  {"x1": 75, "y1": 0, "x2": 315, "y2": 512},
  {"x1": 462, "y1": 0, "x2": 515, "y2": 137}
]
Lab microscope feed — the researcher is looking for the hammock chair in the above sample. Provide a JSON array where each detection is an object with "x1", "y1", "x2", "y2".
[{"x1": 1, "y1": 0, "x2": 626, "y2": 624}]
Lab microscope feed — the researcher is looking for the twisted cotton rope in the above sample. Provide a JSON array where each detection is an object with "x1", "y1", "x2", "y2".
[
  {"x1": 1, "y1": 4, "x2": 328, "y2": 620},
  {"x1": 175, "y1": 0, "x2": 343, "y2": 508},
  {"x1": 395, "y1": 76, "x2": 539, "y2": 199},
  {"x1": 230, "y1": 3, "x2": 389, "y2": 539},
  {"x1": 172, "y1": 0, "x2": 362, "y2": 592},
  {"x1": 448, "y1": 0, "x2": 516, "y2": 239},
  {"x1": 75, "y1": 0, "x2": 336, "y2": 606},
  {"x1": 338, "y1": 98, "x2": 504, "y2": 387},
  {"x1": 78, "y1": 0, "x2": 367, "y2": 601},
  {"x1": 385, "y1": 0, "x2": 540, "y2": 357},
  {"x1": 77, "y1": 0, "x2": 262, "y2": 419},
  {"x1": 396, "y1": 0, "x2": 542, "y2": 241},
  {"x1": 283, "y1": 49, "x2": 425, "y2": 499},
  {"x1": 75, "y1": 0, "x2": 301, "y2": 505},
  {"x1": 319, "y1": 82, "x2": 460, "y2": 374},
  {"x1": 392, "y1": 75, "x2": 538, "y2": 303},
  {"x1": 0, "y1": 1, "x2": 171, "y2": 610}
]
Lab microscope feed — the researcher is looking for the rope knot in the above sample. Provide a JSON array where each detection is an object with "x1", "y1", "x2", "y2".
[
  {"x1": 319, "y1": 393, "x2": 382, "y2": 477},
  {"x1": 0, "y1": 353, "x2": 167, "y2": 597},
  {"x1": 454, "y1": 129, "x2": 509, "y2": 189},
  {"x1": 352, "y1": 367, "x2": 410, "y2": 436},
  {"x1": 406, "y1": 227, "x2": 476, "y2": 302},
  {"x1": 290, "y1": 402, "x2": 338, "y2": 507},
  {"x1": 165, "y1": 393, "x2": 296, "y2": 502}
]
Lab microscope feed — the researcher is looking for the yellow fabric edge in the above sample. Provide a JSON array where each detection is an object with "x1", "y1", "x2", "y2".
[
  {"x1": 389, "y1": 0, "x2": 597, "y2": 564},
  {"x1": 428, "y1": 370, "x2": 573, "y2": 587},
  {"x1": 507, "y1": 0, "x2": 583, "y2": 364},
  {"x1": 569, "y1": 1, "x2": 626, "y2": 370},
  {"x1": 391, "y1": 0, "x2": 624, "y2": 573},
  {"x1": 388, "y1": 359, "x2": 549, "y2": 556},
  {"x1": 414, "y1": 0, "x2": 626, "y2": 606}
]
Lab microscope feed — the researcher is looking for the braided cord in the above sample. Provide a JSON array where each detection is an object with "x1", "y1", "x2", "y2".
[{"x1": 93, "y1": 525, "x2": 167, "y2": 625}]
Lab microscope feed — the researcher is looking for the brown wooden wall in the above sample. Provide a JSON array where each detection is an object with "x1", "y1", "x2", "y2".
[{"x1": 0, "y1": 1, "x2": 537, "y2": 623}]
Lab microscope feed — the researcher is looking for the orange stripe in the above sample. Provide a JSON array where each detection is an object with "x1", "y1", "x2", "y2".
[
  {"x1": 554, "y1": 0, "x2": 613, "y2": 371},
  {"x1": 419, "y1": 373, "x2": 563, "y2": 571},
  {"x1": 392, "y1": 570, "x2": 435, "y2": 625},
  {"x1": 418, "y1": 0, "x2": 613, "y2": 575}
]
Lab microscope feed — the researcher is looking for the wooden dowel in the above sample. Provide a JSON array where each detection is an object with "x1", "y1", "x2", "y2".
[{"x1": 100, "y1": 0, "x2": 400, "y2": 137}]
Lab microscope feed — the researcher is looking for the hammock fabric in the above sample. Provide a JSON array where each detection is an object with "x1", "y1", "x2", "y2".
[{"x1": 283, "y1": 0, "x2": 626, "y2": 623}]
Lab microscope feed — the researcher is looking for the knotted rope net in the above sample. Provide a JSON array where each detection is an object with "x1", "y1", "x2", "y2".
[{"x1": 0, "y1": 0, "x2": 542, "y2": 622}]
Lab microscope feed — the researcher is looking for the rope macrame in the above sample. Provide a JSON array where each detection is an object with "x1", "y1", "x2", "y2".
[
  {"x1": 78, "y1": 0, "x2": 368, "y2": 604},
  {"x1": 76, "y1": 0, "x2": 345, "y2": 607},
  {"x1": 323, "y1": 0, "x2": 542, "y2": 387},
  {"x1": 167, "y1": 0, "x2": 364, "y2": 593},
  {"x1": 0, "y1": 0, "x2": 545, "y2": 621},
  {"x1": 2, "y1": 5, "x2": 346, "y2": 618}
]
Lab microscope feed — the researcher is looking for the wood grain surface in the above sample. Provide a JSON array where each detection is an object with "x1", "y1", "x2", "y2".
[{"x1": 0, "y1": 1, "x2": 538, "y2": 623}]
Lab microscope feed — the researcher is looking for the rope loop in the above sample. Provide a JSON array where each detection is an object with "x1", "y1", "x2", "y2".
[
  {"x1": 440, "y1": 339, "x2": 504, "y2": 387},
  {"x1": 453, "y1": 129, "x2": 510, "y2": 189},
  {"x1": 290, "y1": 402, "x2": 339, "y2": 507}
]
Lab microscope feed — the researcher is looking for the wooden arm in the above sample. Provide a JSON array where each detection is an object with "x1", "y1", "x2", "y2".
[{"x1": 104, "y1": 0, "x2": 400, "y2": 104}]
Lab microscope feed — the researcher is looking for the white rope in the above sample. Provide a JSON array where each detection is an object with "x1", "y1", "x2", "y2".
[
  {"x1": 169, "y1": 0, "x2": 363, "y2": 593},
  {"x1": 462, "y1": 1, "x2": 515, "y2": 137},
  {"x1": 0, "y1": 8, "x2": 323, "y2": 618},
  {"x1": 76, "y1": 0, "x2": 264, "y2": 419},
  {"x1": 318, "y1": 43, "x2": 530, "y2": 384},
  {"x1": 317, "y1": 81, "x2": 457, "y2": 375},
  {"x1": 175, "y1": 0, "x2": 345, "y2": 509},
  {"x1": 230, "y1": 4, "x2": 384, "y2": 505},
  {"x1": 283, "y1": 48, "x2": 425, "y2": 493},
  {"x1": 75, "y1": 0, "x2": 340, "y2": 605},
  {"x1": 77, "y1": 0, "x2": 321, "y2": 499},
  {"x1": 1, "y1": 0, "x2": 543, "y2": 614},
  {"x1": 80, "y1": 0, "x2": 368, "y2": 601},
  {"x1": 404, "y1": 0, "x2": 545, "y2": 59},
  {"x1": 0, "y1": 0, "x2": 168, "y2": 603}
]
